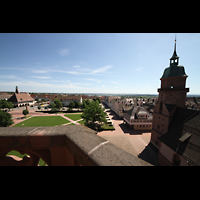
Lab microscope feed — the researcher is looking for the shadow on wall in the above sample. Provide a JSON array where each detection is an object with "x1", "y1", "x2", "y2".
[{"x1": 138, "y1": 143, "x2": 158, "y2": 166}]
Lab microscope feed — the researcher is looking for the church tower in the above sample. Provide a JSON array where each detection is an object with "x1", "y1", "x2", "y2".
[
  {"x1": 151, "y1": 38, "x2": 189, "y2": 148},
  {"x1": 15, "y1": 86, "x2": 20, "y2": 94}
]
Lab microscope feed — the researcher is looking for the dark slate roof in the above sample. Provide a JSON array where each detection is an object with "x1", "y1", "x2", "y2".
[
  {"x1": 161, "y1": 64, "x2": 187, "y2": 79},
  {"x1": 159, "y1": 107, "x2": 200, "y2": 165}
]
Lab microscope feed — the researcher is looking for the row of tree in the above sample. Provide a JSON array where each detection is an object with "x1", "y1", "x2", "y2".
[{"x1": 48, "y1": 98, "x2": 102, "y2": 112}]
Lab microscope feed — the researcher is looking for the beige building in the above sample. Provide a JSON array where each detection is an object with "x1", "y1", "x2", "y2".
[
  {"x1": 123, "y1": 106, "x2": 152, "y2": 130},
  {"x1": 7, "y1": 86, "x2": 35, "y2": 107}
]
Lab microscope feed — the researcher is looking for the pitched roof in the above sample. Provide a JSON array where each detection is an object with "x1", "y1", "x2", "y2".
[
  {"x1": 8, "y1": 93, "x2": 34, "y2": 103},
  {"x1": 124, "y1": 106, "x2": 152, "y2": 120},
  {"x1": 158, "y1": 107, "x2": 200, "y2": 165}
]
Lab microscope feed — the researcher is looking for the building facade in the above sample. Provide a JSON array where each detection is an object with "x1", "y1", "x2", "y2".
[
  {"x1": 151, "y1": 40, "x2": 189, "y2": 148},
  {"x1": 7, "y1": 86, "x2": 35, "y2": 107},
  {"x1": 123, "y1": 106, "x2": 152, "y2": 130},
  {"x1": 111, "y1": 98, "x2": 134, "y2": 118},
  {"x1": 151, "y1": 39, "x2": 200, "y2": 166}
]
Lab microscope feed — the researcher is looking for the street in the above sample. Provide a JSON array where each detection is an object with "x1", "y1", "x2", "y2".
[{"x1": 98, "y1": 109, "x2": 158, "y2": 165}]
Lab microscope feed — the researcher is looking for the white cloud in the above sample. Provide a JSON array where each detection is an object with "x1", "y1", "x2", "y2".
[
  {"x1": 64, "y1": 71, "x2": 80, "y2": 75},
  {"x1": 58, "y1": 48, "x2": 70, "y2": 56},
  {"x1": 31, "y1": 76, "x2": 51, "y2": 79},
  {"x1": 0, "y1": 75, "x2": 20, "y2": 79},
  {"x1": 134, "y1": 67, "x2": 143, "y2": 72},
  {"x1": 91, "y1": 65, "x2": 112, "y2": 74},
  {"x1": 102, "y1": 85, "x2": 106, "y2": 87},
  {"x1": 84, "y1": 78, "x2": 101, "y2": 83},
  {"x1": 73, "y1": 65, "x2": 80, "y2": 68},
  {"x1": 0, "y1": 80, "x2": 87, "y2": 90},
  {"x1": 32, "y1": 70, "x2": 48, "y2": 73}
]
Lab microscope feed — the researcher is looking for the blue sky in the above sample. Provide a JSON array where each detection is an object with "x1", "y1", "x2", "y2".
[{"x1": 0, "y1": 33, "x2": 200, "y2": 94}]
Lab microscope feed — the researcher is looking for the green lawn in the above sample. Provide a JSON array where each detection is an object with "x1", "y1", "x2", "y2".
[
  {"x1": 64, "y1": 114, "x2": 83, "y2": 121},
  {"x1": 6, "y1": 150, "x2": 46, "y2": 166},
  {"x1": 13, "y1": 116, "x2": 70, "y2": 127}
]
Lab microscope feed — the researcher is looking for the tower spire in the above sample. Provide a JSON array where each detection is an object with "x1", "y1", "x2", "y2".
[
  {"x1": 174, "y1": 33, "x2": 177, "y2": 54},
  {"x1": 170, "y1": 34, "x2": 179, "y2": 65}
]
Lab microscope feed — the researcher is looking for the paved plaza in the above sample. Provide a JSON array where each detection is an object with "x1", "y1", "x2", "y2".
[{"x1": 98, "y1": 109, "x2": 158, "y2": 165}]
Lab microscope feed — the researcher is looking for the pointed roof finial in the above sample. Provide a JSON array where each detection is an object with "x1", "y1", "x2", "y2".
[{"x1": 170, "y1": 34, "x2": 179, "y2": 62}]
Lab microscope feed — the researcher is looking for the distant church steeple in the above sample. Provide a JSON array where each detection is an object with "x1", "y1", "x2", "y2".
[{"x1": 15, "y1": 86, "x2": 20, "y2": 94}]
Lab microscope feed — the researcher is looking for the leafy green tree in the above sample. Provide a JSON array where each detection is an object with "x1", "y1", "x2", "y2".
[
  {"x1": 93, "y1": 97, "x2": 102, "y2": 103},
  {"x1": 81, "y1": 100, "x2": 107, "y2": 131},
  {"x1": 54, "y1": 99, "x2": 62, "y2": 109},
  {"x1": 0, "y1": 110, "x2": 14, "y2": 127},
  {"x1": 23, "y1": 109, "x2": 29, "y2": 117},
  {"x1": 51, "y1": 107, "x2": 59, "y2": 114},
  {"x1": 0, "y1": 99, "x2": 8, "y2": 109},
  {"x1": 81, "y1": 99, "x2": 87, "y2": 109},
  {"x1": 85, "y1": 99, "x2": 90, "y2": 106},
  {"x1": 67, "y1": 107, "x2": 72, "y2": 112},
  {"x1": 49, "y1": 103, "x2": 56, "y2": 108},
  {"x1": 7, "y1": 102, "x2": 13, "y2": 111},
  {"x1": 38, "y1": 106, "x2": 41, "y2": 110},
  {"x1": 69, "y1": 101, "x2": 75, "y2": 109},
  {"x1": 74, "y1": 101, "x2": 81, "y2": 111}
]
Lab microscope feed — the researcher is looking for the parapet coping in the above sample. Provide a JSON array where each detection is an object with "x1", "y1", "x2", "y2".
[{"x1": 0, "y1": 126, "x2": 152, "y2": 166}]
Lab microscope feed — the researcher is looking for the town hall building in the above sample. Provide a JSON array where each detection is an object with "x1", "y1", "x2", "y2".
[
  {"x1": 7, "y1": 86, "x2": 35, "y2": 107},
  {"x1": 151, "y1": 39, "x2": 200, "y2": 166}
]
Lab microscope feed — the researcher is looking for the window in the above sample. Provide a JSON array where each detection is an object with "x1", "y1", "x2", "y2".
[
  {"x1": 157, "y1": 125, "x2": 160, "y2": 129},
  {"x1": 159, "y1": 102, "x2": 163, "y2": 113}
]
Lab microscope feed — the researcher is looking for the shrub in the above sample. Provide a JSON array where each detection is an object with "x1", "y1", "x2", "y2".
[{"x1": 23, "y1": 109, "x2": 29, "y2": 117}]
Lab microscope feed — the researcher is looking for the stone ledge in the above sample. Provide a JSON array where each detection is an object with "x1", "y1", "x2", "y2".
[{"x1": 0, "y1": 126, "x2": 152, "y2": 166}]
